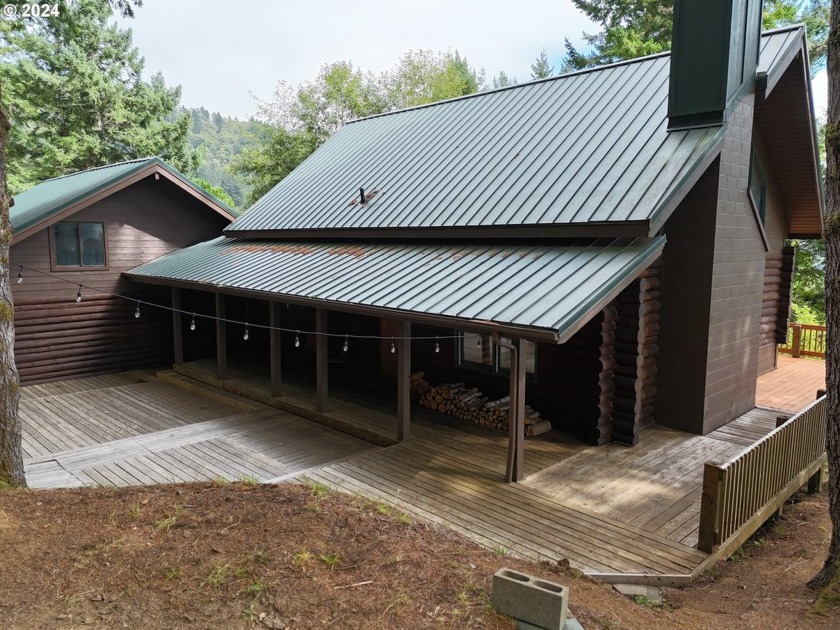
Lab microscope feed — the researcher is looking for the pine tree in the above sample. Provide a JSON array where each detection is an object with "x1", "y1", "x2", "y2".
[
  {"x1": 0, "y1": 0, "x2": 197, "y2": 194},
  {"x1": 530, "y1": 49, "x2": 554, "y2": 79}
]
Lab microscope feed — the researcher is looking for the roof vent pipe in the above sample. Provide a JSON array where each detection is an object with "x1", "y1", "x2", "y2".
[{"x1": 359, "y1": 187, "x2": 366, "y2": 205}]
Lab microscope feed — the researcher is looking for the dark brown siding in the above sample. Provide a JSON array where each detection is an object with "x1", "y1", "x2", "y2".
[{"x1": 10, "y1": 178, "x2": 230, "y2": 383}]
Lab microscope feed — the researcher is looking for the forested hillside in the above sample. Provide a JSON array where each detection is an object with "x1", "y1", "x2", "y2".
[{"x1": 181, "y1": 107, "x2": 270, "y2": 209}]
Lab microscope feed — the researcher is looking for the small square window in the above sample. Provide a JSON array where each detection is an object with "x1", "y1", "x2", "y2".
[{"x1": 52, "y1": 221, "x2": 107, "y2": 268}]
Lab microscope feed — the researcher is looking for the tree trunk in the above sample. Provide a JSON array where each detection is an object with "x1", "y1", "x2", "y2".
[
  {"x1": 0, "y1": 85, "x2": 25, "y2": 487},
  {"x1": 811, "y1": 1, "x2": 840, "y2": 588}
]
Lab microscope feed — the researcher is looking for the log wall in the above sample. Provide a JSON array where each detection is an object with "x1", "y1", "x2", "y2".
[
  {"x1": 610, "y1": 261, "x2": 661, "y2": 445},
  {"x1": 11, "y1": 177, "x2": 230, "y2": 383},
  {"x1": 758, "y1": 246, "x2": 795, "y2": 374}
]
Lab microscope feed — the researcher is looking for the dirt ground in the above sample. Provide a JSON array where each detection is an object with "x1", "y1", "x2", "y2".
[{"x1": 0, "y1": 481, "x2": 838, "y2": 629}]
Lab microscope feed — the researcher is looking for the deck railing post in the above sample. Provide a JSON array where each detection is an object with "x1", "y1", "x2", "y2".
[
  {"x1": 171, "y1": 287, "x2": 183, "y2": 365},
  {"x1": 791, "y1": 324, "x2": 802, "y2": 358},
  {"x1": 698, "y1": 462, "x2": 725, "y2": 553}
]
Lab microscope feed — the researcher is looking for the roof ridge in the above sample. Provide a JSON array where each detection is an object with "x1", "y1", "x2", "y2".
[
  {"x1": 347, "y1": 26, "x2": 804, "y2": 126},
  {"x1": 40, "y1": 156, "x2": 158, "y2": 184}
]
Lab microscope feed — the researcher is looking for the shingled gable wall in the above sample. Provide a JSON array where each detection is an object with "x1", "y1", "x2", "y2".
[{"x1": 657, "y1": 90, "x2": 766, "y2": 434}]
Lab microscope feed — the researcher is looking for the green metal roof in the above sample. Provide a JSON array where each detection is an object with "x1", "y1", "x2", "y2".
[
  {"x1": 226, "y1": 28, "x2": 803, "y2": 238},
  {"x1": 126, "y1": 236, "x2": 666, "y2": 342},
  {"x1": 11, "y1": 157, "x2": 236, "y2": 235}
]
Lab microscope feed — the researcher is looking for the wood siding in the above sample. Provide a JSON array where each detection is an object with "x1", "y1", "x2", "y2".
[{"x1": 11, "y1": 178, "x2": 230, "y2": 383}]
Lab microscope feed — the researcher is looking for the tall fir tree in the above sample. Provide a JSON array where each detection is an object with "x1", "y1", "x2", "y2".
[
  {"x1": 0, "y1": 0, "x2": 197, "y2": 194},
  {"x1": 530, "y1": 49, "x2": 555, "y2": 79}
]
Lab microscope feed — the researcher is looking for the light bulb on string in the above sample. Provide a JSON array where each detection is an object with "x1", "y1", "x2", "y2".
[
  {"x1": 343, "y1": 334, "x2": 348, "y2": 352},
  {"x1": 75, "y1": 285, "x2": 82, "y2": 303},
  {"x1": 134, "y1": 301, "x2": 141, "y2": 318},
  {"x1": 294, "y1": 331, "x2": 300, "y2": 348},
  {"x1": 243, "y1": 324, "x2": 249, "y2": 341},
  {"x1": 16, "y1": 266, "x2": 22, "y2": 284},
  {"x1": 190, "y1": 314, "x2": 196, "y2": 331},
  {"x1": 435, "y1": 337, "x2": 440, "y2": 353},
  {"x1": 390, "y1": 338, "x2": 396, "y2": 354}
]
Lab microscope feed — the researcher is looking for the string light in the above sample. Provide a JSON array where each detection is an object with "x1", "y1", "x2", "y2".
[
  {"x1": 11, "y1": 263, "x2": 471, "y2": 345},
  {"x1": 343, "y1": 334, "x2": 349, "y2": 352},
  {"x1": 243, "y1": 324, "x2": 249, "y2": 341},
  {"x1": 476, "y1": 336, "x2": 481, "y2": 348}
]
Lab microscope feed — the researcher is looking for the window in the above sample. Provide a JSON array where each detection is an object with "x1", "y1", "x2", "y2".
[
  {"x1": 749, "y1": 148, "x2": 767, "y2": 223},
  {"x1": 52, "y1": 222, "x2": 106, "y2": 268},
  {"x1": 459, "y1": 332, "x2": 536, "y2": 377}
]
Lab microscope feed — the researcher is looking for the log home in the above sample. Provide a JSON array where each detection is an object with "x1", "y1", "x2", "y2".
[
  {"x1": 92, "y1": 2, "x2": 822, "y2": 481},
  {"x1": 10, "y1": 157, "x2": 236, "y2": 383}
]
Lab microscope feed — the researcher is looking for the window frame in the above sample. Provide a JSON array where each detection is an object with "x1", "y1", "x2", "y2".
[
  {"x1": 748, "y1": 147, "x2": 768, "y2": 224},
  {"x1": 457, "y1": 332, "x2": 537, "y2": 381},
  {"x1": 49, "y1": 221, "x2": 109, "y2": 271}
]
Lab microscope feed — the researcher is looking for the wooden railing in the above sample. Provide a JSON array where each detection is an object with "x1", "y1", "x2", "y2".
[
  {"x1": 697, "y1": 396, "x2": 827, "y2": 554},
  {"x1": 779, "y1": 324, "x2": 826, "y2": 358}
]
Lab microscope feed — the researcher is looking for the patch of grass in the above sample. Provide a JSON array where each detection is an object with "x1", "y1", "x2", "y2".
[
  {"x1": 205, "y1": 563, "x2": 231, "y2": 588},
  {"x1": 164, "y1": 567, "x2": 181, "y2": 581},
  {"x1": 493, "y1": 544, "x2": 507, "y2": 556},
  {"x1": 239, "y1": 581, "x2": 267, "y2": 598},
  {"x1": 382, "y1": 593, "x2": 411, "y2": 617},
  {"x1": 241, "y1": 602, "x2": 258, "y2": 622},
  {"x1": 155, "y1": 505, "x2": 182, "y2": 531},
  {"x1": 307, "y1": 481, "x2": 331, "y2": 497},
  {"x1": 376, "y1": 502, "x2": 391, "y2": 515},
  {"x1": 292, "y1": 548, "x2": 313, "y2": 570},
  {"x1": 129, "y1": 503, "x2": 143, "y2": 519},
  {"x1": 397, "y1": 512, "x2": 411, "y2": 524},
  {"x1": 239, "y1": 475, "x2": 259, "y2": 486},
  {"x1": 0, "y1": 480, "x2": 11, "y2": 490},
  {"x1": 320, "y1": 552, "x2": 341, "y2": 571},
  {"x1": 212, "y1": 476, "x2": 228, "y2": 487},
  {"x1": 634, "y1": 595, "x2": 661, "y2": 608}
]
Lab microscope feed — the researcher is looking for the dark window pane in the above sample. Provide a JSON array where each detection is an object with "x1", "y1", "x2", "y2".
[
  {"x1": 461, "y1": 332, "x2": 493, "y2": 368},
  {"x1": 498, "y1": 338, "x2": 536, "y2": 374},
  {"x1": 54, "y1": 222, "x2": 80, "y2": 266},
  {"x1": 79, "y1": 223, "x2": 105, "y2": 266}
]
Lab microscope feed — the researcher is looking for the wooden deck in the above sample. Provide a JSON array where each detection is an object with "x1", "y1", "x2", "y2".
[
  {"x1": 22, "y1": 372, "x2": 377, "y2": 489},
  {"x1": 20, "y1": 364, "x2": 782, "y2": 581},
  {"x1": 755, "y1": 354, "x2": 825, "y2": 412}
]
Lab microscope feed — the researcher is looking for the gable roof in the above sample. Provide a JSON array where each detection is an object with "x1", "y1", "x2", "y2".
[
  {"x1": 226, "y1": 27, "x2": 812, "y2": 240},
  {"x1": 126, "y1": 236, "x2": 666, "y2": 343},
  {"x1": 11, "y1": 157, "x2": 237, "y2": 244}
]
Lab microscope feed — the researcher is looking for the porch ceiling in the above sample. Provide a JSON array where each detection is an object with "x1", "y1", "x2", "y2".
[{"x1": 125, "y1": 236, "x2": 666, "y2": 343}]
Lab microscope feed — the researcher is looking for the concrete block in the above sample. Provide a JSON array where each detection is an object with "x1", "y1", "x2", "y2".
[{"x1": 492, "y1": 568, "x2": 568, "y2": 630}]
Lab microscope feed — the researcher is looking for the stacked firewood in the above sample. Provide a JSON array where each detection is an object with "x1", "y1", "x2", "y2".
[{"x1": 410, "y1": 372, "x2": 551, "y2": 436}]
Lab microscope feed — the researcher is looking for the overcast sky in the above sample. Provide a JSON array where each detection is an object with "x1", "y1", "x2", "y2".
[
  {"x1": 119, "y1": 0, "x2": 597, "y2": 119},
  {"x1": 119, "y1": 0, "x2": 828, "y2": 121}
]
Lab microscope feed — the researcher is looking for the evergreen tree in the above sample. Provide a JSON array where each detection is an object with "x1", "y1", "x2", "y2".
[
  {"x1": 530, "y1": 49, "x2": 555, "y2": 79},
  {"x1": 0, "y1": 0, "x2": 197, "y2": 193},
  {"x1": 563, "y1": 0, "x2": 828, "y2": 75}
]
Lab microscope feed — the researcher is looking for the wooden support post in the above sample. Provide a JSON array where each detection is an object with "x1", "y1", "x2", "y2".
[
  {"x1": 215, "y1": 293, "x2": 227, "y2": 379},
  {"x1": 396, "y1": 321, "x2": 411, "y2": 441},
  {"x1": 171, "y1": 287, "x2": 183, "y2": 365},
  {"x1": 791, "y1": 324, "x2": 802, "y2": 358},
  {"x1": 513, "y1": 337, "x2": 527, "y2": 482},
  {"x1": 808, "y1": 467, "x2": 824, "y2": 494},
  {"x1": 698, "y1": 462, "x2": 724, "y2": 553},
  {"x1": 269, "y1": 302, "x2": 282, "y2": 397},
  {"x1": 316, "y1": 308, "x2": 327, "y2": 412}
]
